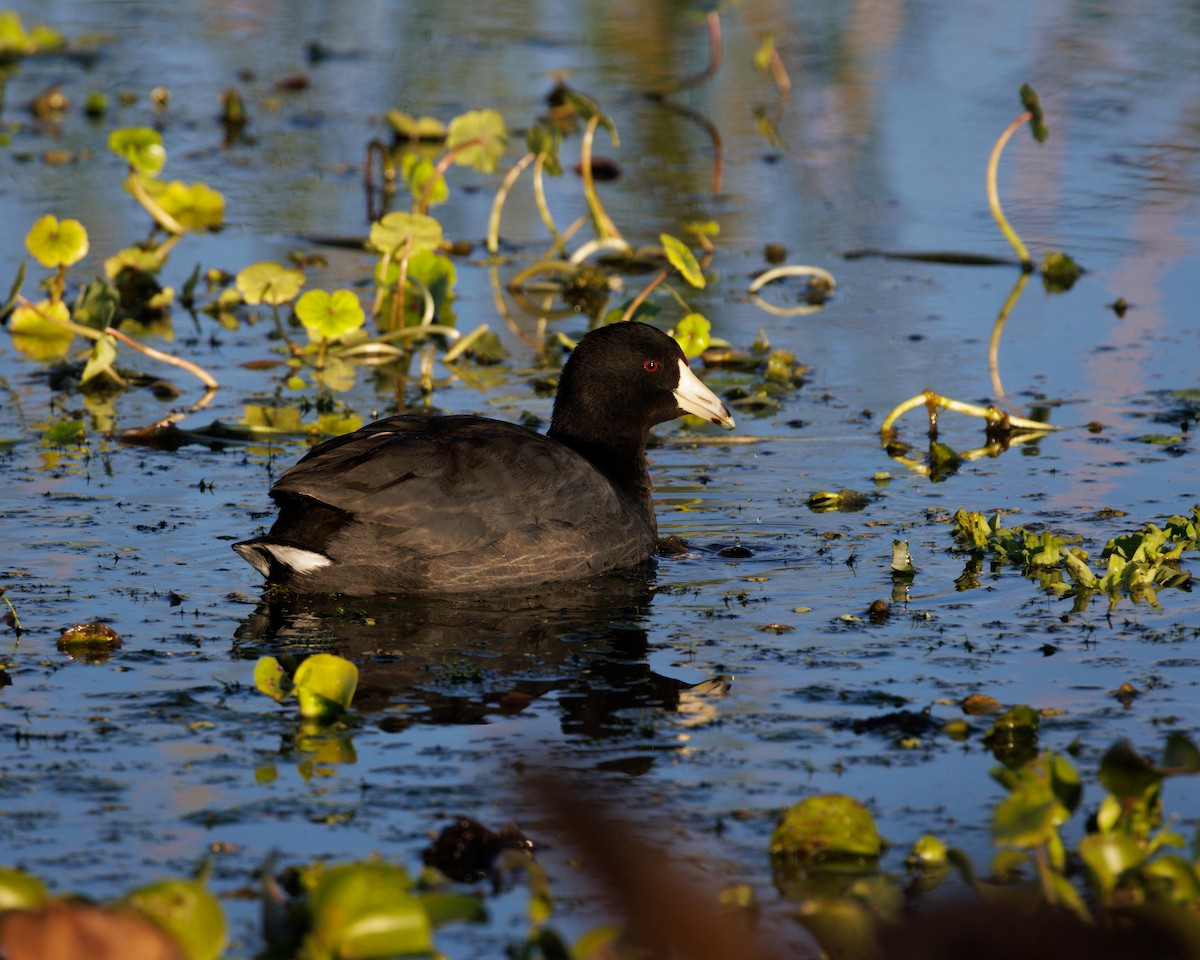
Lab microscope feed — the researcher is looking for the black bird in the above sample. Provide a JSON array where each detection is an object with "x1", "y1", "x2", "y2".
[{"x1": 233, "y1": 321, "x2": 735, "y2": 595}]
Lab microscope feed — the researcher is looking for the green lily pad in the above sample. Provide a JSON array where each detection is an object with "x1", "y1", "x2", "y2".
[
  {"x1": 446, "y1": 108, "x2": 508, "y2": 173},
  {"x1": 525, "y1": 121, "x2": 562, "y2": 175},
  {"x1": 25, "y1": 214, "x2": 89, "y2": 268},
  {"x1": 401, "y1": 154, "x2": 448, "y2": 207},
  {"x1": 1099, "y1": 739, "x2": 1163, "y2": 801},
  {"x1": 124, "y1": 875, "x2": 228, "y2": 960},
  {"x1": 673, "y1": 312, "x2": 711, "y2": 358},
  {"x1": 142, "y1": 178, "x2": 225, "y2": 231},
  {"x1": 296, "y1": 289, "x2": 366, "y2": 341},
  {"x1": 80, "y1": 333, "x2": 119, "y2": 386},
  {"x1": 236, "y1": 261, "x2": 306, "y2": 306},
  {"x1": 1020, "y1": 82, "x2": 1048, "y2": 143},
  {"x1": 9, "y1": 299, "x2": 73, "y2": 360},
  {"x1": 385, "y1": 110, "x2": 447, "y2": 141},
  {"x1": 304, "y1": 861, "x2": 433, "y2": 959},
  {"x1": 293, "y1": 652, "x2": 359, "y2": 720},
  {"x1": 368, "y1": 211, "x2": 444, "y2": 257},
  {"x1": 770, "y1": 794, "x2": 882, "y2": 862},
  {"x1": 254, "y1": 656, "x2": 291, "y2": 703},
  {"x1": 1078, "y1": 832, "x2": 1145, "y2": 896}
]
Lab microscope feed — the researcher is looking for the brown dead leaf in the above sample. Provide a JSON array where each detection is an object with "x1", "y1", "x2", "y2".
[
  {"x1": 0, "y1": 901, "x2": 180, "y2": 960},
  {"x1": 960, "y1": 693, "x2": 1004, "y2": 716}
]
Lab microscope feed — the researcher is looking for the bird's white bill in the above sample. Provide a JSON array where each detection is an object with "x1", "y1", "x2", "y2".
[{"x1": 673, "y1": 359, "x2": 735, "y2": 428}]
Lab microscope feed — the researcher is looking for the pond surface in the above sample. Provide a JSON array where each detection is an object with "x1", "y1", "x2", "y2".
[{"x1": 2, "y1": 0, "x2": 1199, "y2": 955}]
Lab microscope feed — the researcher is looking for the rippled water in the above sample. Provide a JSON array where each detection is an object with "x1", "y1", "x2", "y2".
[{"x1": 2, "y1": 0, "x2": 1199, "y2": 954}]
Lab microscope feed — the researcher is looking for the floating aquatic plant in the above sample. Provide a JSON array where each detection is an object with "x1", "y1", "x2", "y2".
[
  {"x1": 952, "y1": 505, "x2": 1198, "y2": 610},
  {"x1": 255, "y1": 651, "x2": 359, "y2": 722}
]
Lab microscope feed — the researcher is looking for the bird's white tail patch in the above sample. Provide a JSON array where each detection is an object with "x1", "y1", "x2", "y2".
[
  {"x1": 235, "y1": 540, "x2": 332, "y2": 576},
  {"x1": 264, "y1": 544, "x2": 332, "y2": 574}
]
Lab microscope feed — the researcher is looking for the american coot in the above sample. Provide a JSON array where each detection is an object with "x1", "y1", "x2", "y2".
[{"x1": 233, "y1": 321, "x2": 735, "y2": 595}]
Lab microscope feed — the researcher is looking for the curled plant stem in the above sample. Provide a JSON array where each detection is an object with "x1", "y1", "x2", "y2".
[
  {"x1": 987, "y1": 111, "x2": 1033, "y2": 270},
  {"x1": 880, "y1": 388, "x2": 1057, "y2": 442},
  {"x1": 569, "y1": 237, "x2": 630, "y2": 265},
  {"x1": 532, "y1": 153, "x2": 563, "y2": 252},
  {"x1": 987, "y1": 271, "x2": 1031, "y2": 402},
  {"x1": 2, "y1": 590, "x2": 23, "y2": 638},
  {"x1": 748, "y1": 264, "x2": 837, "y2": 317},
  {"x1": 442, "y1": 323, "x2": 489, "y2": 363},
  {"x1": 363, "y1": 138, "x2": 396, "y2": 191},
  {"x1": 488, "y1": 151, "x2": 536, "y2": 254},
  {"x1": 506, "y1": 259, "x2": 580, "y2": 291},
  {"x1": 580, "y1": 115, "x2": 623, "y2": 244},
  {"x1": 654, "y1": 10, "x2": 722, "y2": 94}
]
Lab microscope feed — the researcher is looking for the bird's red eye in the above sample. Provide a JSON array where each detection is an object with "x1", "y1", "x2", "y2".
[{"x1": 643, "y1": 359, "x2": 659, "y2": 373}]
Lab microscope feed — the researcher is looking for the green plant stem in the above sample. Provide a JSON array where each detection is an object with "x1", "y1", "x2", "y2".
[
  {"x1": 269, "y1": 303, "x2": 303, "y2": 358},
  {"x1": 52, "y1": 263, "x2": 67, "y2": 304},
  {"x1": 125, "y1": 173, "x2": 186, "y2": 235},
  {"x1": 880, "y1": 388, "x2": 1057, "y2": 441},
  {"x1": 653, "y1": 10, "x2": 722, "y2": 94},
  {"x1": 16, "y1": 294, "x2": 219, "y2": 390},
  {"x1": 2, "y1": 591, "x2": 22, "y2": 637},
  {"x1": 532, "y1": 153, "x2": 563, "y2": 253},
  {"x1": 987, "y1": 111, "x2": 1033, "y2": 270},
  {"x1": 580, "y1": 115, "x2": 623, "y2": 244},
  {"x1": 487, "y1": 151, "x2": 535, "y2": 254},
  {"x1": 390, "y1": 236, "x2": 413, "y2": 329},
  {"x1": 362, "y1": 138, "x2": 396, "y2": 190},
  {"x1": 1034, "y1": 844, "x2": 1058, "y2": 906},
  {"x1": 987, "y1": 270, "x2": 1031, "y2": 401},
  {"x1": 418, "y1": 139, "x2": 481, "y2": 214},
  {"x1": 619, "y1": 269, "x2": 668, "y2": 324},
  {"x1": 506, "y1": 259, "x2": 580, "y2": 291}
]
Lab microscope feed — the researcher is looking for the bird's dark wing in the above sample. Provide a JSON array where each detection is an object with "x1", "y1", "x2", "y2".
[{"x1": 262, "y1": 415, "x2": 653, "y2": 593}]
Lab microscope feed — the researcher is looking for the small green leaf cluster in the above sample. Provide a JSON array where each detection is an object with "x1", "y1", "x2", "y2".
[
  {"x1": 0, "y1": 841, "x2": 610, "y2": 960},
  {"x1": 765, "y1": 730, "x2": 1200, "y2": 959},
  {"x1": 108, "y1": 127, "x2": 226, "y2": 235},
  {"x1": 952, "y1": 507, "x2": 1198, "y2": 610},
  {"x1": 986, "y1": 733, "x2": 1200, "y2": 920},
  {"x1": 379, "y1": 108, "x2": 507, "y2": 213},
  {"x1": 0, "y1": 10, "x2": 65, "y2": 59}
]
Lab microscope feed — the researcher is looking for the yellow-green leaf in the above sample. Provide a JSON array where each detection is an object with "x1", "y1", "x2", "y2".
[
  {"x1": 446, "y1": 108, "x2": 508, "y2": 173},
  {"x1": 293, "y1": 652, "x2": 358, "y2": 720},
  {"x1": 296, "y1": 288, "x2": 365, "y2": 341},
  {"x1": 25, "y1": 214, "x2": 89, "y2": 268},
  {"x1": 401, "y1": 154, "x2": 448, "y2": 207},
  {"x1": 254, "y1": 656, "x2": 291, "y2": 703},
  {"x1": 236, "y1": 261, "x2": 306, "y2": 305},
  {"x1": 368, "y1": 211, "x2": 443, "y2": 257},
  {"x1": 9, "y1": 299, "x2": 73, "y2": 360},
  {"x1": 385, "y1": 110, "x2": 446, "y2": 140},
  {"x1": 142, "y1": 179, "x2": 225, "y2": 231},
  {"x1": 108, "y1": 126, "x2": 167, "y2": 175},
  {"x1": 124, "y1": 876, "x2": 228, "y2": 960},
  {"x1": 672, "y1": 312, "x2": 711, "y2": 359},
  {"x1": 80, "y1": 333, "x2": 118, "y2": 385},
  {"x1": 661, "y1": 233, "x2": 705, "y2": 288}
]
